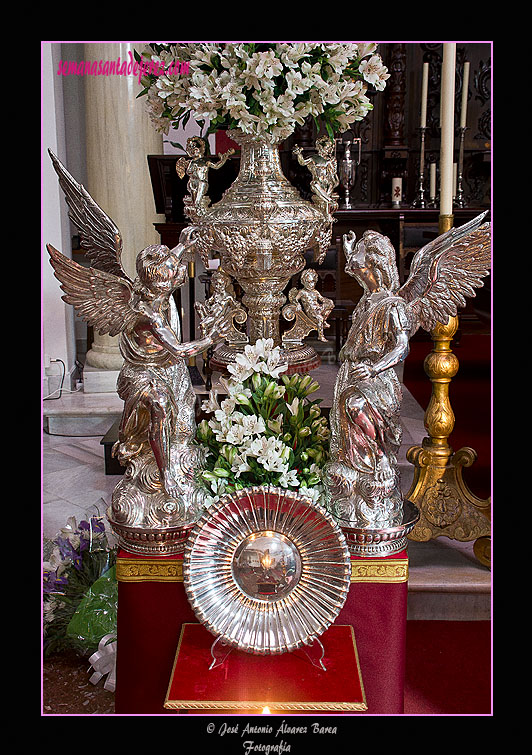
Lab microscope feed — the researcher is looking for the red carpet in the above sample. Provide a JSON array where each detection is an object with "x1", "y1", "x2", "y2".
[
  {"x1": 404, "y1": 620, "x2": 492, "y2": 714},
  {"x1": 403, "y1": 332, "x2": 491, "y2": 500}
]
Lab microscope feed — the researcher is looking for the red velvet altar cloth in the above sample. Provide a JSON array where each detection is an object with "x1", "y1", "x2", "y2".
[
  {"x1": 164, "y1": 623, "x2": 366, "y2": 714},
  {"x1": 115, "y1": 549, "x2": 408, "y2": 715}
]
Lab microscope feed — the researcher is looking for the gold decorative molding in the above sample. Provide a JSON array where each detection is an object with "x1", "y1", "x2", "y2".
[
  {"x1": 406, "y1": 315, "x2": 491, "y2": 566},
  {"x1": 350, "y1": 558, "x2": 409, "y2": 583},
  {"x1": 117, "y1": 556, "x2": 408, "y2": 584},
  {"x1": 163, "y1": 698, "x2": 367, "y2": 711},
  {"x1": 116, "y1": 557, "x2": 184, "y2": 582}
]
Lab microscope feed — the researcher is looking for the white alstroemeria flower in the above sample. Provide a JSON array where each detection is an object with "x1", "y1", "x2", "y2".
[
  {"x1": 286, "y1": 397, "x2": 300, "y2": 416},
  {"x1": 146, "y1": 94, "x2": 166, "y2": 118},
  {"x1": 278, "y1": 43, "x2": 313, "y2": 69},
  {"x1": 357, "y1": 43, "x2": 378, "y2": 58},
  {"x1": 285, "y1": 70, "x2": 310, "y2": 97},
  {"x1": 214, "y1": 397, "x2": 237, "y2": 422},
  {"x1": 209, "y1": 416, "x2": 233, "y2": 442},
  {"x1": 246, "y1": 436, "x2": 289, "y2": 473},
  {"x1": 59, "y1": 517, "x2": 81, "y2": 549},
  {"x1": 267, "y1": 416, "x2": 283, "y2": 434},
  {"x1": 240, "y1": 413, "x2": 266, "y2": 436},
  {"x1": 359, "y1": 55, "x2": 390, "y2": 90},
  {"x1": 293, "y1": 101, "x2": 313, "y2": 125},
  {"x1": 309, "y1": 463, "x2": 322, "y2": 478},
  {"x1": 59, "y1": 516, "x2": 77, "y2": 537},
  {"x1": 260, "y1": 348, "x2": 288, "y2": 379},
  {"x1": 218, "y1": 376, "x2": 244, "y2": 398},
  {"x1": 43, "y1": 546, "x2": 68, "y2": 575},
  {"x1": 224, "y1": 423, "x2": 248, "y2": 446},
  {"x1": 231, "y1": 451, "x2": 251, "y2": 478},
  {"x1": 201, "y1": 389, "x2": 221, "y2": 414},
  {"x1": 279, "y1": 468, "x2": 300, "y2": 488},
  {"x1": 253, "y1": 50, "x2": 284, "y2": 80},
  {"x1": 208, "y1": 476, "x2": 228, "y2": 501},
  {"x1": 299, "y1": 485, "x2": 323, "y2": 504},
  {"x1": 227, "y1": 359, "x2": 254, "y2": 383}
]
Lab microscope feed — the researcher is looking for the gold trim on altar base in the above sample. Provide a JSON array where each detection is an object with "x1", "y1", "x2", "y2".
[
  {"x1": 116, "y1": 557, "x2": 408, "y2": 584},
  {"x1": 116, "y1": 558, "x2": 184, "y2": 582}
]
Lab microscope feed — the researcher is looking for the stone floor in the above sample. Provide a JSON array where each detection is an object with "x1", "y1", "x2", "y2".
[{"x1": 41, "y1": 358, "x2": 491, "y2": 714}]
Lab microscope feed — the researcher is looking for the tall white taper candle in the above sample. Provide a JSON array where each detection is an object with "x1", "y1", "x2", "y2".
[
  {"x1": 460, "y1": 61, "x2": 470, "y2": 129},
  {"x1": 430, "y1": 162, "x2": 436, "y2": 199},
  {"x1": 439, "y1": 44, "x2": 456, "y2": 218},
  {"x1": 420, "y1": 62, "x2": 429, "y2": 128}
]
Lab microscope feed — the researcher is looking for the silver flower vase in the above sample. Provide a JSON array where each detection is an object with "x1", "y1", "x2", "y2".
[{"x1": 190, "y1": 129, "x2": 335, "y2": 373}]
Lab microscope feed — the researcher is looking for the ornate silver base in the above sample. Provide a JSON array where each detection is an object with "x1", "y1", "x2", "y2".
[
  {"x1": 106, "y1": 509, "x2": 194, "y2": 556},
  {"x1": 339, "y1": 500, "x2": 420, "y2": 558},
  {"x1": 210, "y1": 342, "x2": 321, "y2": 374}
]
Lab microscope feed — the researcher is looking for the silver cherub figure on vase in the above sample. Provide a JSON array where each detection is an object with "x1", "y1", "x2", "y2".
[
  {"x1": 47, "y1": 151, "x2": 231, "y2": 554},
  {"x1": 293, "y1": 136, "x2": 339, "y2": 215},
  {"x1": 176, "y1": 136, "x2": 234, "y2": 219},
  {"x1": 282, "y1": 268, "x2": 334, "y2": 348},
  {"x1": 323, "y1": 212, "x2": 491, "y2": 554}
]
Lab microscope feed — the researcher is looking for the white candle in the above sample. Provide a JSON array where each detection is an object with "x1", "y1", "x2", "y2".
[
  {"x1": 392, "y1": 177, "x2": 402, "y2": 204},
  {"x1": 430, "y1": 162, "x2": 436, "y2": 199},
  {"x1": 460, "y1": 61, "x2": 470, "y2": 128},
  {"x1": 439, "y1": 44, "x2": 456, "y2": 217},
  {"x1": 420, "y1": 62, "x2": 429, "y2": 128}
]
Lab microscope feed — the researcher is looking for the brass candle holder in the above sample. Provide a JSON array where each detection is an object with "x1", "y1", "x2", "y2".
[{"x1": 406, "y1": 315, "x2": 491, "y2": 566}]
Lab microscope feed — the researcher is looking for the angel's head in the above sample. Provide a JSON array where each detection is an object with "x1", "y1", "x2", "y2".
[
  {"x1": 301, "y1": 268, "x2": 318, "y2": 290},
  {"x1": 345, "y1": 230, "x2": 399, "y2": 293},
  {"x1": 316, "y1": 136, "x2": 335, "y2": 158},
  {"x1": 211, "y1": 269, "x2": 232, "y2": 295},
  {"x1": 136, "y1": 244, "x2": 187, "y2": 296},
  {"x1": 186, "y1": 136, "x2": 206, "y2": 158}
]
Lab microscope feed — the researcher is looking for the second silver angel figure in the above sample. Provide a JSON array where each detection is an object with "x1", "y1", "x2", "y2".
[{"x1": 323, "y1": 213, "x2": 491, "y2": 548}]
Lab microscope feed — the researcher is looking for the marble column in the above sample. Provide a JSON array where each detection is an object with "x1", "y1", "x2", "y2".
[{"x1": 83, "y1": 42, "x2": 164, "y2": 392}]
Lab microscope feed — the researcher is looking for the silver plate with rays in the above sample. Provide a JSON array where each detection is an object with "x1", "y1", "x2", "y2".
[{"x1": 183, "y1": 486, "x2": 351, "y2": 655}]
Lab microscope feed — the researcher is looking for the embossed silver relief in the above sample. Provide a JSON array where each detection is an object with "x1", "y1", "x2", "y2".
[
  {"x1": 46, "y1": 150, "x2": 231, "y2": 554},
  {"x1": 323, "y1": 213, "x2": 491, "y2": 540}
]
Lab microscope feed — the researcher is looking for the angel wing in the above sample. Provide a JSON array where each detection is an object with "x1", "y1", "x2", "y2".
[
  {"x1": 397, "y1": 211, "x2": 491, "y2": 334},
  {"x1": 47, "y1": 243, "x2": 137, "y2": 338},
  {"x1": 175, "y1": 156, "x2": 188, "y2": 180},
  {"x1": 48, "y1": 149, "x2": 131, "y2": 282}
]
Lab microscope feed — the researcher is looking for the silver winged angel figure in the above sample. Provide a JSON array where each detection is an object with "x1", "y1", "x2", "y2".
[
  {"x1": 323, "y1": 212, "x2": 491, "y2": 530},
  {"x1": 46, "y1": 150, "x2": 231, "y2": 548}
]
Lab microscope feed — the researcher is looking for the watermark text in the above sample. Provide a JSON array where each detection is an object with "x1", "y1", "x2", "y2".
[{"x1": 56, "y1": 51, "x2": 189, "y2": 84}]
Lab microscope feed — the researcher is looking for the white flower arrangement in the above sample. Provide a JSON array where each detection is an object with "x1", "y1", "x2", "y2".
[
  {"x1": 137, "y1": 42, "x2": 389, "y2": 142},
  {"x1": 196, "y1": 338, "x2": 329, "y2": 504}
]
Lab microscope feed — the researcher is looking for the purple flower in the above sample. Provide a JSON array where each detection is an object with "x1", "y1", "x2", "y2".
[
  {"x1": 43, "y1": 569, "x2": 68, "y2": 593},
  {"x1": 79, "y1": 516, "x2": 106, "y2": 535}
]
